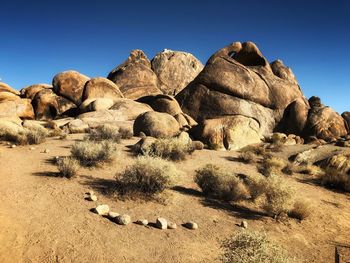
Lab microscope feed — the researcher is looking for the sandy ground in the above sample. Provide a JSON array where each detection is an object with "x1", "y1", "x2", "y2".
[{"x1": 0, "y1": 134, "x2": 349, "y2": 263}]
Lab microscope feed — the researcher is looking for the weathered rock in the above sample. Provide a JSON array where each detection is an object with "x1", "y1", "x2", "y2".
[
  {"x1": 240, "y1": 220, "x2": 248, "y2": 228},
  {"x1": 303, "y1": 97, "x2": 348, "y2": 142},
  {"x1": 86, "y1": 194, "x2": 97, "y2": 201},
  {"x1": 270, "y1": 59, "x2": 298, "y2": 85},
  {"x1": 134, "y1": 111, "x2": 180, "y2": 138},
  {"x1": 192, "y1": 116, "x2": 262, "y2": 150},
  {"x1": 80, "y1": 98, "x2": 115, "y2": 112},
  {"x1": 107, "y1": 50, "x2": 162, "y2": 99},
  {"x1": 0, "y1": 117, "x2": 24, "y2": 135},
  {"x1": 138, "y1": 94, "x2": 182, "y2": 116},
  {"x1": 0, "y1": 99, "x2": 34, "y2": 119},
  {"x1": 167, "y1": 221, "x2": 177, "y2": 229},
  {"x1": 177, "y1": 131, "x2": 191, "y2": 145},
  {"x1": 151, "y1": 49, "x2": 203, "y2": 95},
  {"x1": 82, "y1": 77, "x2": 123, "y2": 102},
  {"x1": 115, "y1": 214, "x2": 131, "y2": 225},
  {"x1": 342, "y1": 112, "x2": 350, "y2": 132},
  {"x1": 52, "y1": 70, "x2": 90, "y2": 105},
  {"x1": 107, "y1": 212, "x2": 120, "y2": 219},
  {"x1": 68, "y1": 119, "x2": 89, "y2": 133},
  {"x1": 135, "y1": 219, "x2": 148, "y2": 226},
  {"x1": 292, "y1": 146, "x2": 345, "y2": 165},
  {"x1": 132, "y1": 136, "x2": 156, "y2": 155},
  {"x1": 20, "y1": 84, "x2": 52, "y2": 100},
  {"x1": 192, "y1": 140, "x2": 205, "y2": 150},
  {"x1": 0, "y1": 91, "x2": 20, "y2": 101},
  {"x1": 156, "y1": 218, "x2": 167, "y2": 230},
  {"x1": 0, "y1": 82, "x2": 20, "y2": 95},
  {"x1": 93, "y1": 204, "x2": 110, "y2": 215},
  {"x1": 183, "y1": 221, "x2": 198, "y2": 230}
]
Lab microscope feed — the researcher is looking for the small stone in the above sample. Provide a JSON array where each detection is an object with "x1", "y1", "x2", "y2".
[
  {"x1": 10, "y1": 144, "x2": 16, "y2": 148},
  {"x1": 135, "y1": 219, "x2": 148, "y2": 226},
  {"x1": 85, "y1": 190, "x2": 95, "y2": 196},
  {"x1": 29, "y1": 147, "x2": 35, "y2": 150},
  {"x1": 115, "y1": 214, "x2": 131, "y2": 225},
  {"x1": 86, "y1": 195, "x2": 97, "y2": 201},
  {"x1": 44, "y1": 149, "x2": 50, "y2": 153},
  {"x1": 240, "y1": 220, "x2": 248, "y2": 229},
  {"x1": 184, "y1": 221, "x2": 198, "y2": 230},
  {"x1": 107, "y1": 212, "x2": 120, "y2": 219},
  {"x1": 167, "y1": 221, "x2": 177, "y2": 229},
  {"x1": 93, "y1": 204, "x2": 110, "y2": 215},
  {"x1": 156, "y1": 217, "x2": 168, "y2": 229}
]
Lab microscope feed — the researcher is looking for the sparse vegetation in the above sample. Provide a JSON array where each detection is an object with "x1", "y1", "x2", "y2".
[
  {"x1": 195, "y1": 164, "x2": 249, "y2": 201},
  {"x1": 57, "y1": 157, "x2": 79, "y2": 178},
  {"x1": 237, "y1": 152, "x2": 256, "y2": 164},
  {"x1": 281, "y1": 163, "x2": 294, "y2": 175},
  {"x1": 221, "y1": 230, "x2": 295, "y2": 263},
  {"x1": 115, "y1": 156, "x2": 180, "y2": 198},
  {"x1": 0, "y1": 124, "x2": 48, "y2": 145},
  {"x1": 88, "y1": 124, "x2": 121, "y2": 142},
  {"x1": 288, "y1": 200, "x2": 311, "y2": 220},
  {"x1": 321, "y1": 168, "x2": 350, "y2": 192},
  {"x1": 71, "y1": 140, "x2": 118, "y2": 167},
  {"x1": 118, "y1": 127, "x2": 133, "y2": 139},
  {"x1": 240, "y1": 144, "x2": 266, "y2": 156},
  {"x1": 259, "y1": 156, "x2": 287, "y2": 176}
]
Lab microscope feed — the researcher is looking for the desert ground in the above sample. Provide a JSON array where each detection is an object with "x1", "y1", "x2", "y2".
[{"x1": 0, "y1": 134, "x2": 349, "y2": 263}]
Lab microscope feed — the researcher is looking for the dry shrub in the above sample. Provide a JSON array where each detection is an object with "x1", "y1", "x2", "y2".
[
  {"x1": 115, "y1": 156, "x2": 179, "y2": 197},
  {"x1": 237, "y1": 152, "x2": 256, "y2": 164},
  {"x1": 221, "y1": 230, "x2": 295, "y2": 263},
  {"x1": 296, "y1": 165, "x2": 324, "y2": 176},
  {"x1": 71, "y1": 140, "x2": 118, "y2": 167},
  {"x1": 148, "y1": 137, "x2": 194, "y2": 161},
  {"x1": 88, "y1": 124, "x2": 121, "y2": 142},
  {"x1": 245, "y1": 175, "x2": 266, "y2": 201},
  {"x1": 195, "y1": 164, "x2": 249, "y2": 201},
  {"x1": 281, "y1": 163, "x2": 295, "y2": 175},
  {"x1": 240, "y1": 144, "x2": 266, "y2": 156},
  {"x1": 118, "y1": 127, "x2": 133, "y2": 139},
  {"x1": 57, "y1": 157, "x2": 79, "y2": 178},
  {"x1": 0, "y1": 125, "x2": 48, "y2": 145},
  {"x1": 268, "y1": 142, "x2": 285, "y2": 153},
  {"x1": 259, "y1": 156, "x2": 287, "y2": 176},
  {"x1": 288, "y1": 200, "x2": 311, "y2": 220}
]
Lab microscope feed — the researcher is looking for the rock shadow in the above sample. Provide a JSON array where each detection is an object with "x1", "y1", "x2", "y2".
[{"x1": 80, "y1": 176, "x2": 117, "y2": 196}]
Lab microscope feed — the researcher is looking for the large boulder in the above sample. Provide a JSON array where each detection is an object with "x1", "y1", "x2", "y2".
[
  {"x1": 0, "y1": 92, "x2": 20, "y2": 102},
  {"x1": 82, "y1": 77, "x2": 123, "y2": 102},
  {"x1": 133, "y1": 111, "x2": 180, "y2": 138},
  {"x1": 342, "y1": 112, "x2": 350, "y2": 132},
  {"x1": 176, "y1": 41, "x2": 309, "y2": 149},
  {"x1": 20, "y1": 84, "x2": 51, "y2": 100},
  {"x1": 151, "y1": 49, "x2": 203, "y2": 95},
  {"x1": 107, "y1": 50, "x2": 162, "y2": 99},
  {"x1": 303, "y1": 97, "x2": 348, "y2": 142},
  {"x1": 32, "y1": 89, "x2": 77, "y2": 120},
  {"x1": 0, "y1": 82, "x2": 19, "y2": 95},
  {"x1": 52, "y1": 70, "x2": 90, "y2": 105},
  {"x1": 0, "y1": 99, "x2": 34, "y2": 119}
]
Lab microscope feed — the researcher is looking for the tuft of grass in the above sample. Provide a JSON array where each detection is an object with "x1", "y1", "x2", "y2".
[
  {"x1": 195, "y1": 164, "x2": 249, "y2": 201},
  {"x1": 281, "y1": 163, "x2": 295, "y2": 175},
  {"x1": 57, "y1": 157, "x2": 79, "y2": 178},
  {"x1": 321, "y1": 168, "x2": 350, "y2": 192},
  {"x1": 0, "y1": 125, "x2": 48, "y2": 145},
  {"x1": 259, "y1": 156, "x2": 287, "y2": 176},
  {"x1": 288, "y1": 200, "x2": 311, "y2": 220},
  {"x1": 71, "y1": 140, "x2": 118, "y2": 167},
  {"x1": 88, "y1": 124, "x2": 121, "y2": 143},
  {"x1": 115, "y1": 156, "x2": 180, "y2": 198},
  {"x1": 221, "y1": 230, "x2": 296, "y2": 263},
  {"x1": 148, "y1": 137, "x2": 195, "y2": 161},
  {"x1": 240, "y1": 144, "x2": 266, "y2": 156},
  {"x1": 237, "y1": 152, "x2": 256, "y2": 164},
  {"x1": 118, "y1": 127, "x2": 133, "y2": 139}
]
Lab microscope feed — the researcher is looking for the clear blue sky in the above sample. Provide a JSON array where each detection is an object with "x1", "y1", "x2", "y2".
[{"x1": 1, "y1": 0, "x2": 349, "y2": 113}]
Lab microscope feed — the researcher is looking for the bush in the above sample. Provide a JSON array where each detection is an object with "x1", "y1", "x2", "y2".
[
  {"x1": 259, "y1": 156, "x2": 287, "y2": 176},
  {"x1": 118, "y1": 127, "x2": 133, "y2": 139},
  {"x1": 57, "y1": 157, "x2": 79, "y2": 178},
  {"x1": 281, "y1": 163, "x2": 294, "y2": 175},
  {"x1": 195, "y1": 164, "x2": 249, "y2": 201},
  {"x1": 88, "y1": 124, "x2": 121, "y2": 142},
  {"x1": 288, "y1": 200, "x2": 311, "y2": 220},
  {"x1": 221, "y1": 230, "x2": 295, "y2": 263},
  {"x1": 0, "y1": 125, "x2": 48, "y2": 145},
  {"x1": 237, "y1": 152, "x2": 256, "y2": 164},
  {"x1": 148, "y1": 137, "x2": 194, "y2": 161},
  {"x1": 115, "y1": 156, "x2": 179, "y2": 197},
  {"x1": 71, "y1": 140, "x2": 118, "y2": 167},
  {"x1": 321, "y1": 168, "x2": 350, "y2": 192},
  {"x1": 245, "y1": 175, "x2": 266, "y2": 201},
  {"x1": 240, "y1": 144, "x2": 266, "y2": 156}
]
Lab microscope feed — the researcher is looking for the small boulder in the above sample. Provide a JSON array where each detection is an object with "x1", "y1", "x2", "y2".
[
  {"x1": 156, "y1": 217, "x2": 168, "y2": 230},
  {"x1": 68, "y1": 119, "x2": 89, "y2": 134},
  {"x1": 20, "y1": 84, "x2": 52, "y2": 100},
  {"x1": 240, "y1": 220, "x2": 248, "y2": 228},
  {"x1": 184, "y1": 221, "x2": 198, "y2": 230},
  {"x1": 93, "y1": 204, "x2": 110, "y2": 216},
  {"x1": 115, "y1": 214, "x2": 131, "y2": 225},
  {"x1": 167, "y1": 221, "x2": 177, "y2": 229},
  {"x1": 135, "y1": 219, "x2": 148, "y2": 226}
]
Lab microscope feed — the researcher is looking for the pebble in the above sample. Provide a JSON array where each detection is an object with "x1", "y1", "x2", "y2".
[
  {"x1": 135, "y1": 219, "x2": 148, "y2": 226},
  {"x1": 156, "y1": 217, "x2": 168, "y2": 230},
  {"x1": 10, "y1": 144, "x2": 16, "y2": 148},
  {"x1": 115, "y1": 214, "x2": 131, "y2": 225},
  {"x1": 44, "y1": 149, "x2": 50, "y2": 153},
  {"x1": 29, "y1": 147, "x2": 35, "y2": 150},
  {"x1": 167, "y1": 221, "x2": 177, "y2": 229},
  {"x1": 86, "y1": 195, "x2": 97, "y2": 201},
  {"x1": 92, "y1": 204, "x2": 110, "y2": 216},
  {"x1": 240, "y1": 220, "x2": 248, "y2": 229},
  {"x1": 184, "y1": 221, "x2": 198, "y2": 230}
]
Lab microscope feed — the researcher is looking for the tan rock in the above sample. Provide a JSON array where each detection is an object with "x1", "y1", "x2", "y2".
[
  {"x1": 0, "y1": 82, "x2": 19, "y2": 95},
  {"x1": 82, "y1": 77, "x2": 123, "y2": 102},
  {"x1": 20, "y1": 84, "x2": 52, "y2": 100}
]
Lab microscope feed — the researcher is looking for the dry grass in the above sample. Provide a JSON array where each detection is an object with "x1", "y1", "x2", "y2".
[
  {"x1": 118, "y1": 127, "x2": 133, "y2": 139},
  {"x1": 115, "y1": 156, "x2": 180, "y2": 198},
  {"x1": 71, "y1": 140, "x2": 118, "y2": 167},
  {"x1": 221, "y1": 230, "x2": 295, "y2": 263},
  {"x1": 321, "y1": 168, "x2": 350, "y2": 192},
  {"x1": 194, "y1": 164, "x2": 249, "y2": 201},
  {"x1": 237, "y1": 152, "x2": 256, "y2": 164},
  {"x1": 240, "y1": 144, "x2": 266, "y2": 156},
  {"x1": 288, "y1": 200, "x2": 312, "y2": 220},
  {"x1": 0, "y1": 125, "x2": 48, "y2": 145},
  {"x1": 281, "y1": 163, "x2": 295, "y2": 175},
  {"x1": 57, "y1": 157, "x2": 79, "y2": 178},
  {"x1": 88, "y1": 124, "x2": 121, "y2": 142},
  {"x1": 259, "y1": 156, "x2": 287, "y2": 176}
]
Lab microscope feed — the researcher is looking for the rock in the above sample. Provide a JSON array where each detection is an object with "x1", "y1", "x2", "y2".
[
  {"x1": 80, "y1": 98, "x2": 114, "y2": 112},
  {"x1": 133, "y1": 111, "x2": 180, "y2": 138},
  {"x1": 135, "y1": 219, "x2": 148, "y2": 226},
  {"x1": 0, "y1": 91, "x2": 21, "y2": 101},
  {"x1": 342, "y1": 112, "x2": 350, "y2": 132},
  {"x1": 86, "y1": 195, "x2": 97, "y2": 201},
  {"x1": 303, "y1": 97, "x2": 348, "y2": 141},
  {"x1": 184, "y1": 221, "x2": 198, "y2": 230},
  {"x1": 177, "y1": 131, "x2": 191, "y2": 145},
  {"x1": 240, "y1": 220, "x2": 248, "y2": 228},
  {"x1": 0, "y1": 82, "x2": 20, "y2": 95},
  {"x1": 115, "y1": 214, "x2": 131, "y2": 225},
  {"x1": 0, "y1": 99, "x2": 35, "y2": 120},
  {"x1": 167, "y1": 221, "x2": 177, "y2": 229},
  {"x1": 138, "y1": 94, "x2": 183, "y2": 116},
  {"x1": 43, "y1": 149, "x2": 50, "y2": 153},
  {"x1": 82, "y1": 77, "x2": 123, "y2": 102},
  {"x1": 292, "y1": 146, "x2": 344, "y2": 165},
  {"x1": 20, "y1": 84, "x2": 52, "y2": 100},
  {"x1": 52, "y1": 70, "x2": 90, "y2": 105},
  {"x1": 192, "y1": 140, "x2": 204, "y2": 150},
  {"x1": 10, "y1": 144, "x2": 16, "y2": 148},
  {"x1": 29, "y1": 147, "x2": 35, "y2": 150},
  {"x1": 107, "y1": 212, "x2": 120, "y2": 219},
  {"x1": 68, "y1": 119, "x2": 89, "y2": 133},
  {"x1": 270, "y1": 59, "x2": 298, "y2": 85},
  {"x1": 132, "y1": 136, "x2": 157, "y2": 155},
  {"x1": 151, "y1": 49, "x2": 203, "y2": 95},
  {"x1": 271, "y1": 133, "x2": 287, "y2": 144},
  {"x1": 107, "y1": 50, "x2": 162, "y2": 99},
  {"x1": 93, "y1": 204, "x2": 110, "y2": 216},
  {"x1": 156, "y1": 218, "x2": 168, "y2": 230},
  {"x1": 32, "y1": 89, "x2": 77, "y2": 120}
]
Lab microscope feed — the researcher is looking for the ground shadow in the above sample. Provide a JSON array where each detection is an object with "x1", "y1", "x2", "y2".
[
  {"x1": 171, "y1": 186, "x2": 203, "y2": 197},
  {"x1": 80, "y1": 176, "x2": 117, "y2": 196},
  {"x1": 32, "y1": 171, "x2": 61, "y2": 177},
  {"x1": 296, "y1": 177, "x2": 349, "y2": 195}
]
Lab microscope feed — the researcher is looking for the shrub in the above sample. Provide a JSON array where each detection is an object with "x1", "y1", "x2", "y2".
[
  {"x1": 237, "y1": 152, "x2": 256, "y2": 164},
  {"x1": 259, "y1": 156, "x2": 287, "y2": 176},
  {"x1": 148, "y1": 137, "x2": 194, "y2": 161},
  {"x1": 88, "y1": 124, "x2": 121, "y2": 142},
  {"x1": 240, "y1": 144, "x2": 266, "y2": 156},
  {"x1": 57, "y1": 157, "x2": 79, "y2": 178},
  {"x1": 195, "y1": 164, "x2": 249, "y2": 201},
  {"x1": 296, "y1": 165, "x2": 324, "y2": 176},
  {"x1": 288, "y1": 200, "x2": 311, "y2": 220},
  {"x1": 115, "y1": 156, "x2": 179, "y2": 197},
  {"x1": 321, "y1": 168, "x2": 350, "y2": 192},
  {"x1": 221, "y1": 230, "x2": 295, "y2": 263},
  {"x1": 71, "y1": 140, "x2": 118, "y2": 167},
  {"x1": 0, "y1": 125, "x2": 48, "y2": 145},
  {"x1": 245, "y1": 175, "x2": 266, "y2": 201},
  {"x1": 118, "y1": 127, "x2": 133, "y2": 139},
  {"x1": 281, "y1": 163, "x2": 294, "y2": 175}
]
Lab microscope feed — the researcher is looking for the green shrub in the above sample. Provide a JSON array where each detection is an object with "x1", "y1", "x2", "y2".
[
  {"x1": 195, "y1": 164, "x2": 249, "y2": 201},
  {"x1": 57, "y1": 157, "x2": 79, "y2": 178}
]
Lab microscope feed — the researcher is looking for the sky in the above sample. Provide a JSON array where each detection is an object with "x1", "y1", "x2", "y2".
[{"x1": 1, "y1": 0, "x2": 349, "y2": 113}]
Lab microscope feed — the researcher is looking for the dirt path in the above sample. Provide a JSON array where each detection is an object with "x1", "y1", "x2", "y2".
[{"x1": 0, "y1": 136, "x2": 349, "y2": 262}]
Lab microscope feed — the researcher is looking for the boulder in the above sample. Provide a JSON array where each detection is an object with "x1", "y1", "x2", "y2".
[
  {"x1": 67, "y1": 119, "x2": 89, "y2": 133},
  {"x1": 183, "y1": 221, "x2": 198, "y2": 230},
  {"x1": 303, "y1": 97, "x2": 348, "y2": 141},
  {"x1": 0, "y1": 117, "x2": 24, "y2": 135},
  {"x1": 82, "y1": 77, "x2": 123, "y2": 102},
  {"x1": 20, "y1": 84, "x2": 52, "y2": 100},
  {"x1": 32, "y1": 89, "x2": 77, "y2": 120},
  {"x1": 0, "y1": 91, "x2": 20, "y2": 102},
  {"x1": 92, "y1": 204, "x2": 110, "y2": 216},
  {"x1": 176, "y1": 41, "x2": 309, "y2": 148},
  {"x1": 110, "y1": 99, "x2": 153, "y2": 119},
  {"x1": 0, "y1": 82, "x2": 20, "y2": 95},
  {"x1": 192, "y1": 115, "x2": 262, "y2": 150},
  {"x1": 52, "y1": 70, "x2": 90, "y2": 105},
  {"x1": 151, "y1": 49, "x2": 203, "y2": 95},
  {"x1": 156, "y1": 218, "x2": 167, "y2": 230},
  {"x1": 0, "y1": 99, "x2": 34, "y2": 119},
  {"x1": 133, "y1": 111, "x2": 180, "y2": 138},
  {"x1": 342, "y1": 112, "x2": 350, "y2": 132},
  {"x1": 114, "y1": 214, "x2": 131, "y2": 225},
  {"x1": 80, "y1": 98, "x2": 114, "y2": 112},
  {"x1": 132, "y1": 136, "x2": 156, "y2": 155},
  {"x1": 107, "y1": 50, "x2": 162, "y2": 99}
]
